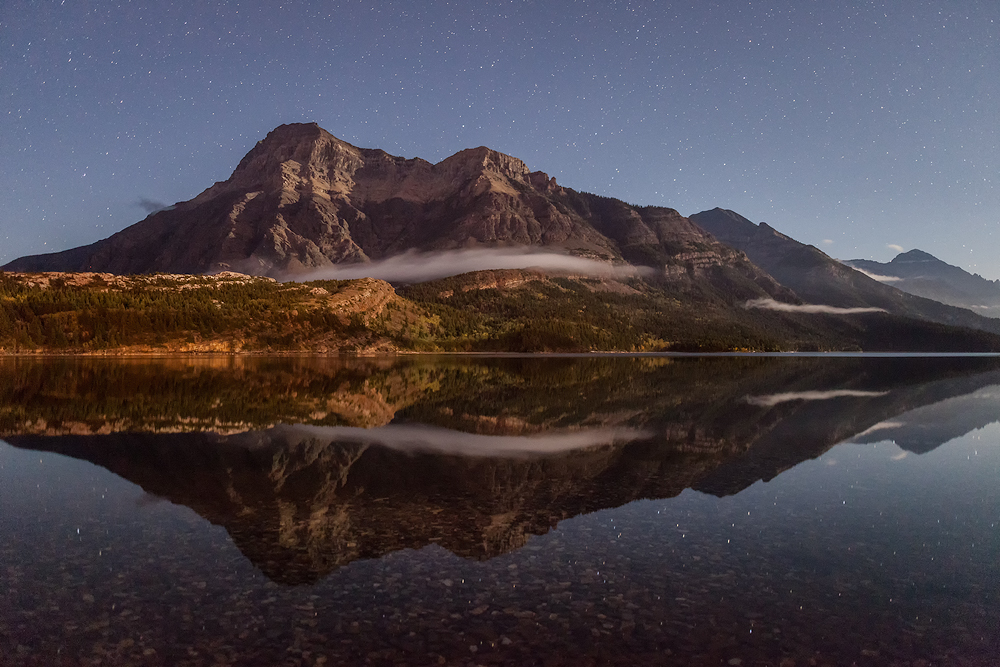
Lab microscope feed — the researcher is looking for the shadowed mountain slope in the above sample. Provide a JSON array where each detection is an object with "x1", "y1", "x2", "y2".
[{"x1": 690, "y1": 207, "x2": 1000, "y2": 335}]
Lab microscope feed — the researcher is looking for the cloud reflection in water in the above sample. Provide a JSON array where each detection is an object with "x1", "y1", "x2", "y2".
[{"x1": 284, "y1": 423, "x2": 654, "y2": 457}]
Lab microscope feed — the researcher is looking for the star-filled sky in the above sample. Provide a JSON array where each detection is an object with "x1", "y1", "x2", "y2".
[{"x1": 3, "y1": 0, "x2": 998, "y2": 277}]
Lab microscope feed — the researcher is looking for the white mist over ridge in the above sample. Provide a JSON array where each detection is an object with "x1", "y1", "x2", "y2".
[
  {"x1": 846, "y1": 266, "x2": 902, "y2": 283},
  {"x1": 744, "y1": 298, "x2": 887, "y2": 315},
  {"x1": 289, "y1": 248, "x2": 654, "y2": 283}
]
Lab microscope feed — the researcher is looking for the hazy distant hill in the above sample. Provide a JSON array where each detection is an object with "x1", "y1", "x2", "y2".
[
  {"x1": 690, "y1": 207, "x2": 1000, "y2": 335},
  {"x1": 844, "y1": 250, "x2": 1000, "y2": 319}
]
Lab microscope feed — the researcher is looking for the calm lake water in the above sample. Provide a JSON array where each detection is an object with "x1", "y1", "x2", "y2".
[{"x1": 1, "y1": 355, "x2": 999, "y2": 666}]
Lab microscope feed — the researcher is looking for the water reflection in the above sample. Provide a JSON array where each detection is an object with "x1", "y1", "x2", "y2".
[
  {"x1": 849, "y1": 384, "x2": 1000, "y2": 453},
  {"x1": 1, "y1": 355, "x2": 999, "y2": 665}
]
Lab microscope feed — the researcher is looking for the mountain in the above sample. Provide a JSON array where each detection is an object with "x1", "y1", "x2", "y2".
[
  {"x1": 844, "y1": 249, "x2": 1000, "y2": 318},
  {"x1": 690, "y1": 207, "x2": 1000, "y2": 335},
  {"x1": 3, "y1": 123, "x2": 786, "y2": 305},
  {"x1": 9, "y1": 124, "x2": 1000, "y2": 349}
]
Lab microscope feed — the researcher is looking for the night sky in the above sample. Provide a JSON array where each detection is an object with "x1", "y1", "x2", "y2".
[{"x1": 3, "y1": 0, "x2": 998, "y2": 277}]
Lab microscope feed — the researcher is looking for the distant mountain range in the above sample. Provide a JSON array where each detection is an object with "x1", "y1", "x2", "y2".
[
  {"x1": 844, "y1": 249, "x2": 1000, "y2": 319},
  {"x1": 690, "y1": 208, "x2": 1000, "y2": 335},
  {"x1": 4, "y1": 122, "x2": 1000, "y2": 348}
]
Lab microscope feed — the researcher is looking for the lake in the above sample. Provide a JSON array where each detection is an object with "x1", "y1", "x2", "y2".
[{"x1": 1, "y1": 354, "x2": 998, "y2": 666}]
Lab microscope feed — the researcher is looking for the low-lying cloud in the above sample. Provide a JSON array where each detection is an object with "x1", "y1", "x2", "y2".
[
  {"x1": 745, "y1": 389, "x2": 889, "y2": 407},
  {"x1": 887, "y1": 244, "x2": 905, "y2": 253},
  {"x1": 745, "y1": 298, "x2": 887, "y2": 315},
  {"x1": 850, "y1": 266, "x2": 902, "y2": 282},
  {"x1": 295, "y1": 248, "x2": 653, "y2": 284},
  {"x1": 285, "y1": 423, "x2": 653, "y2": 458}
]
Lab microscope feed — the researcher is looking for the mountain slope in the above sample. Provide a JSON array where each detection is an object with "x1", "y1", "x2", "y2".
[
  {"x1": 845, "y1": 249, "x2": 1000, "y2": 318},
  {"x1": 690, "y1": 207, "x2": 1000, "y2": 335}
]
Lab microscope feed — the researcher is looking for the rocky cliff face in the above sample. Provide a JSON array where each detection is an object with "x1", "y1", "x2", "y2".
[{"x1": 4, "y1": 124, "x2": 782, "y2": 303}]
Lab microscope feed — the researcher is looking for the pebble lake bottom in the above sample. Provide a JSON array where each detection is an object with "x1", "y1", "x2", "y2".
[{"x1": 0, "y1": 355, "x2": 998, "y2": 666}]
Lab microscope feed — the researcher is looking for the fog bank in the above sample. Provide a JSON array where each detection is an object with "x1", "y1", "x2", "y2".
[
  {"x1": 745, "y1": 298, "x2": 887, "y2": 315},
  {"x1": 849, "y1": 266, "x2": 902, "y2": 283},
  {"x1": 293, "y1": 248, "x2": 651, "y2": 283}
]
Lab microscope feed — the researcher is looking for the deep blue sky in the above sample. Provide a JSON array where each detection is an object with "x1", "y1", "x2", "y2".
[{"x1": 3, "y1": 0, "x2": 998, "y2": 277}]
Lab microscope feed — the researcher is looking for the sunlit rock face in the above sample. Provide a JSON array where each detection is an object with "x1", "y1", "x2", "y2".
[{"x1": 2, "y1": 124, "x2": 783, "y2": 300}]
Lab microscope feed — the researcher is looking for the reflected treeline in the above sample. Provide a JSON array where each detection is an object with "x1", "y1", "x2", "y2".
[
  {"x1": 5, "y1": 354, "x2": 1000, "y2": 584},
  {"x1": 0, "y1": 355, "x2": 439, "y2": 434}
]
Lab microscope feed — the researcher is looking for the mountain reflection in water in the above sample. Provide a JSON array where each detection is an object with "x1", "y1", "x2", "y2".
[{"x1": 1, "y1": 355, "x2": 999, "y2": 665}]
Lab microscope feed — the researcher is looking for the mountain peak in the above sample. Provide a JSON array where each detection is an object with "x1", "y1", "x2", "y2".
[
  {"x1": 262, "y1": 121, "x2": 324, "y2": 139},
  {"x1": 437, "y1": 145, "x2": 530, "y2": 179},
  {"x1": 240, "y1": 122, "x2": 346, "y2": 162},
  {"x1": 219, "y1": 122, "x2": 362, "y2": 197},
  {"x1": 890, "y1": 249, "x2": 939, "y2": 264}
]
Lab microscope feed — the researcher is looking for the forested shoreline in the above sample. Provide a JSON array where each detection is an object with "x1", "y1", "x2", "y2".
[{"x1": 3, "y1": 270, "x2": 1000, "y2": 354}]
